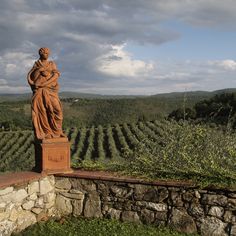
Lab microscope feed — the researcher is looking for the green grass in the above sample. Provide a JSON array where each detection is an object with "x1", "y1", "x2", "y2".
[{"x1": 14, "y1": 217, "x2": 198, "y2": 236}]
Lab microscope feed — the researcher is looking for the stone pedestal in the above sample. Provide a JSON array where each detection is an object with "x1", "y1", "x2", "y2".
[{"x1": 34, "y1": 137, "x2": 73, "y2": 174}]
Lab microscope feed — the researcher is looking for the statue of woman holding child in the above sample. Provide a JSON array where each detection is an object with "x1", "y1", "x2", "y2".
[{"x1": 27, "y1": 47, "x2": 65, "y2": 140}]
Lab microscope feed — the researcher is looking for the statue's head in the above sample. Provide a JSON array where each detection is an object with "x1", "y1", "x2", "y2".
[{"x1": 39, "y1": 47, "x2": 50, "y2": 60}]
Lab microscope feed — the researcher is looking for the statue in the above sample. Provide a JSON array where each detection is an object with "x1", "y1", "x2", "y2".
[
  {"x1": 27, "y1": 47, "x2": 65, "y2": 140},
  {"x1": 27, "y1": 48, "x2": 71, "y2": 174}
]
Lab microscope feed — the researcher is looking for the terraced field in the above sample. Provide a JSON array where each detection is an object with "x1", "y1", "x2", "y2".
[{"x1": 0, "y1": 119, "x2": 170, "y2": 172}]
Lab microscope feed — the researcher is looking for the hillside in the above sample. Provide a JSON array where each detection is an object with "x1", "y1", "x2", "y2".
[
  {"x1": 1, "y1": 88, "x2": 236, "y2": 102},
  {"x1": 1, "y1": 88, "x2": 236, "y2": 130}
]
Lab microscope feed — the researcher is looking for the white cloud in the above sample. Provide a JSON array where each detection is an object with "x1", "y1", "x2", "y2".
[
  {"x1": 209, "y1": 60, "x2": 236, "y2": 71},
  {"x1": 0, "y1": 85, "x2": 29, "y2": 93},
  {"x1": 96, "y1": 44, "x2": 154, "y2": 77},
  {"x1": 0, "y1": 51, "x2": 34, "y2": 86},
  {"x1": 0, "y1": 0, "x2": 235, "y2": 94},
  {"x1": 0, "y1": 79, "x2": 7, "y2": 85}
]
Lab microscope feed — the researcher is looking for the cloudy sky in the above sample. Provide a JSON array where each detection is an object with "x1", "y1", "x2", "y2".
[{"x1": 0, "y1": 0, "x2": 236, "y2": 95}]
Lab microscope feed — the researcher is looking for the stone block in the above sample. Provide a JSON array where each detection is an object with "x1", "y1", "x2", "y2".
[
  {"x1": 147, "y1": 202, "x2": 167, "y2": 212},
  {"x1": 28, "y1": 193, "x2": 38, "y2": 201},
  {"x1": 44, "y1": 192, "x2": 56, "y2": 203},
  {"x1": 84, "y1": 192, "x2": 102, "y2": 218},
  {"x1": 60, "y1": 191, "x2": 84, "y2": 200},
  {"x1": 70, "y1": 179, "x2": 96, "y2": 193},
  {"x1": 227, "y1": 198, "x2": 236, "y2": 209},
  {"x1": 16, "y1": 211, "x2": 37, "y2": 233},
  {"x1": 231, "y1": 224, "x2": 236, "y2": 236},
  {"x1": 35, "y1": 197, "x2": 44, "y2": 208},
  {"x1": 0, "y1": 202, "x2": 6, "y2": 209},
  {"x1": 133, "y1": 185, "x2": 151, "y2": 200},
  {"x1": 107, "y1": 208, "x2": 121, "y2": 220},
  {"x1": 39, "y1": 177, "x2": 54, "y2": 195},
  {"x1": 110, "y1": 185, "x2": 132, "y2": 199},
  {"x1": 208, "y1": 206, "x2": 224, "y2": 218},
  {"x1": 9, "y1": 208, "x2": 18, "y2": 222},
  {"x1": 200, "y1": 217, "x2": 227, "y2": 236},
  {"x1": 194, "y1": 190, "x2": 201, "y2": 199},
  {"x1": 0, "y1": 211, "x2": 10, "y2": 222},
  {"x1": 201, "y1": 194, "x2": 227, "y2": 206},
  {"x1": 55, "y1": 178, "x2": 71, "y2": 190},
  {"x1": 72, "y1": 198, "x2": 84, "y2": 216},
  {"x1": 182, "y1": 191, "x2": 195, "y2": 202},
  {"x1": 170, "y1": 191, "x2": 184, "y2": 206},
  {"x1": 170, "y1": 208, "x2": 197, "y2": 234},
  {"x1": 155, "y1": 211, "x2": 167, "y2": 221},
  {"x1": 228, "y1": 193, "x2": 236, "y2": 198},
  {"x1": 121, "y1": 211, "x2": 140, "y2": 223},
  {"x1": 55, "y1": 195, "x2": 72, "y2": 215},
  {"x1": 140, "y1": 209, "x2": 155, "y2": 224},
  {"x1": 0, "y1": 220, "x2": 16, "y2": 236},
  {"x1": 97, "y1": 182, "x2": 110, "y2": 196},
  {"x1": 0, "y1": 187, "x2": 14, "y2": 196},
  {"x1": 22, "y1": 200, "x2": 35, "y2": 210},
  {"x1": 11, "y1": 189, "x2": 28, "y2": 203},
  {"x1": 188, "y1": 203, "x2": 204, "y2": 217},
  {"x1": 28, "y1": 181, "x2": 39, "y2": 195},
  {"x1": 31, "y1": 207, "x2": 43, "y2": 215},
  {"x1": 223, "y1": 210, "x2": 232, "y2": 222}
]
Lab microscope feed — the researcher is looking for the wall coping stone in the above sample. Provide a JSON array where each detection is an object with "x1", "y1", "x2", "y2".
[
  {"x1": 56, "y1": 170, "x2": 236, "y2": 192},
  {"x1": 0, "y1": 171, "x2": 47, "y2": 189},
  {"x1": 0, "y1": 170, "x2": 235, "y2": 192}
]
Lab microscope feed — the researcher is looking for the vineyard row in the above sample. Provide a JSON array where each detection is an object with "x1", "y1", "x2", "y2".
[{"x1": 0, "y1": 119, "x2": 171, "y2": 171}]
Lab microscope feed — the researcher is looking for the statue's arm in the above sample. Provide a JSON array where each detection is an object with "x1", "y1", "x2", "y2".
[
  {"x1": 27, "y1": 67, "x2": 36, "y2": 86},
  {"x1": 39, "y1": 61, "x2": 60, "y2": 87}
]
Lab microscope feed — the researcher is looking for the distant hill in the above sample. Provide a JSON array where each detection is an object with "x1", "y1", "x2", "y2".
[
  {"x1": 0, "y1": 92, "x2": 146, "y2": 102},
  {"x1": 59, "y1": 92, "x2": 146, "y2": 99},
  {"x1": 0, "y1": 88, "x2": 235, "y2": 102},
  {"x1": 0, "y1": 93, "x2": 31, "y2": 102},
  {"x1": 151, "y1": 88, "x2": 236, "y2": 99}
]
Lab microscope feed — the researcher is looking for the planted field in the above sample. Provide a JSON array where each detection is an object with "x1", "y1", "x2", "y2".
[
  {"x1": 0, "y1": 119, "x2": 236, "y2": 187},
  {"x1": 0, "y1": 130, "x2": 34, "y2": 172},
  {"x1": 0, "y1": 119, "x2": 168, "y2": 172}
]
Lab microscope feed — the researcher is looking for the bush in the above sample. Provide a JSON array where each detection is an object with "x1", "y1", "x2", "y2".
[{"x1": 117, "y1": 121, "x2": 236, "y2": 187}]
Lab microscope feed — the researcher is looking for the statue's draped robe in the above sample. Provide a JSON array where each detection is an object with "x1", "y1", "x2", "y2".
[{"x1": 27, "y1": 60, "x2": 63, "y2": 140}]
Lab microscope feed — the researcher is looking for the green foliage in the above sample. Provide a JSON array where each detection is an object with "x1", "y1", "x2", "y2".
[
  {"x1": 14, "y1": 216, "x2": 196, "y2": 236},
  {"x1": 169, "y1": 92, "x2": 236, "y2": 128},
  {"x1": 0, "y1": 102, "x2": 31, "y2": 131},
  {"x1": 194, "y1": 92, "x2": 236, "y2": 127},
  {"x1": 168, "y1": 108, "x2": 196, "y2": 121},
  {"x1": 117, "y1": 121, "x2": 236, "y2": 187}
]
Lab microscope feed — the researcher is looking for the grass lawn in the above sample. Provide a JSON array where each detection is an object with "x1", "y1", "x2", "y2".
[{"x1": 14, "y1": 217, "x2": 199, "y2": 236}]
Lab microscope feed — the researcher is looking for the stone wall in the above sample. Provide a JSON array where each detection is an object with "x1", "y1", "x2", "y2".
[
  {"x1": 55, "y1": 175, "x2": 236, "y2": 236},
  {"x1": 1, "y1": 171, "x2": 236, "y2": 236},
  {"x1": 0, "y1": 175, "x2": 56, "y2": 236}
]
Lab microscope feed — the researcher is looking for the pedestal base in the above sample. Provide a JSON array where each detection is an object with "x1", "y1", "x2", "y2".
[{"x1": 34, "y1": 137, "x2": 73, "y2": 174}]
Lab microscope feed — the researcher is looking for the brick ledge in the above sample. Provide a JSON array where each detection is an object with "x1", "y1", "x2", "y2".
[
  {"x1": 0, "y1": 171, "x2": 45, "y2": 189},
  {"x1": 55, "y1": 169, "x2": 197, "y2": 188}
]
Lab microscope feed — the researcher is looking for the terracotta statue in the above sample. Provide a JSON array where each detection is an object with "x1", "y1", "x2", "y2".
[{"x1": 27, "y1": 47, "x2": 65, "y2": 140}]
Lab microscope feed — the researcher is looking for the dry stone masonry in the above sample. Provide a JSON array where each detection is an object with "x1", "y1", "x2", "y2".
[
  {"x1": 1, "y1": 172, "x2": 236, "y2": 235},
  {"x1": 0, "y1": 176, "x2": 56, "y2": 236},
  {"x1": 55, "y1": 176, "x2": 236, "y2": 236}
]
